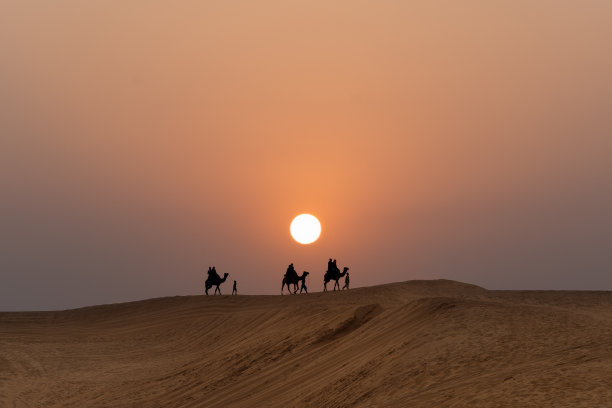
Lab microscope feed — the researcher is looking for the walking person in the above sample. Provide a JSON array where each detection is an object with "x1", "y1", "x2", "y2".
[
  {"x1": 232, "y1": 280, "x2": 238, "y2": 296},
  {"x1": 342, "y1": 272, "x2": 350, "y2": 290}
]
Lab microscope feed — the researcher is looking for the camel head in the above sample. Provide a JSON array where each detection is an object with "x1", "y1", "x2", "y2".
[
  {"x1": 343, "y1": 267, "x2": 349, "y2": 272},
  {"x1": 223, "y1": 273, "x2": 229, "y2": 278},
  {"x1": 302, "y1": 271, "x2": 309, "y2": 278}
]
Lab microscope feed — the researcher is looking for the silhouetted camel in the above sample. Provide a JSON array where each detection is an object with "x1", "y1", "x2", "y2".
[
  {"x1": 205, "y1": 272, "x2": 229, "y2": 295},
  {"x1": 324, "y1": 266, "x2": 349, "y2": 292},
  {"x1": 281, "y1": 271, "x2": 309, "y2": 295}
]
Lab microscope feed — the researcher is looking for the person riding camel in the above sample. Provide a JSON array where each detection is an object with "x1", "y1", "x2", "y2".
[
  {"x1": 285, "y1": 263, "x2": 298, "y2": 281},
  {"x1": 208, "y1": 266, "x2": 220, "y2": 281}
]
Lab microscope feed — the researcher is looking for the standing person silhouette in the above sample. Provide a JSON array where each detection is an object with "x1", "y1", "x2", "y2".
[
  {"x1": 232, "y1": 280, "x2": 237, "y2": 295},
  {"x1": 342, "y1": 272, "x2": 350, "y2": 290}
]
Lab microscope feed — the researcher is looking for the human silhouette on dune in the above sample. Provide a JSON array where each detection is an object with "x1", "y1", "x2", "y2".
[
  {"x1": 205, "y1": 266, "x2": 229, "y2": 295},
  {"x1": 300, "y1": 273, "x2": 309, "y2": 294},
  {"x1": 342, "y1": 272, "x2": 350, "y2": 290},
  {"x1": 232, "y1": 280, "x2": 237, "y2": 296}
]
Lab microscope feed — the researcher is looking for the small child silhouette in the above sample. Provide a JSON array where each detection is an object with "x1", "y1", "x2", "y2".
[{"x1": 232, "y1": 280, "x2": 237, "y2": 295}]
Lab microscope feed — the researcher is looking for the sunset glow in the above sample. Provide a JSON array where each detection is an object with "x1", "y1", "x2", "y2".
[{"x1": 290, "y1": 214, "x2": 321, "y2": 245}]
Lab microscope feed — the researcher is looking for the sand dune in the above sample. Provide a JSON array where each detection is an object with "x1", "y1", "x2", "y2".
[{"x1": 1, "y1": 280, "x2": 611, "y2": 407}]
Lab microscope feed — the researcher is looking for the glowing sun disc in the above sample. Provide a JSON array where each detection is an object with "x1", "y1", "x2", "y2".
[{"x1": 290, "y1": 214, "x2": 321, "y2": 244}]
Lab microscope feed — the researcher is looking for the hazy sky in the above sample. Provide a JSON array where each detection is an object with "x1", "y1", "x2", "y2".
[{"x1": 2, "y1": 1, "x2": 611, "y2": 310}]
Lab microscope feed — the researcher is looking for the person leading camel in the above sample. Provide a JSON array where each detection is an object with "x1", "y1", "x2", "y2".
[
  {"x1": 300, "y1": 273, "x2": 309, "y2": 294},
  {"x1": 282, "y1": 270, "x2": 309, "y2": 295},
  {"x1": 342, "y1": 272, "x2": 350, "y2": 290},
  {"x1": 324, "y1": 266, "x2": 349, "y2": 292}
]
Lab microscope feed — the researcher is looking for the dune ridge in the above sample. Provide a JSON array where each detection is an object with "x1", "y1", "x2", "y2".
[{"x1": 1, "y1": 279, "x2": 611, "y2": 407}]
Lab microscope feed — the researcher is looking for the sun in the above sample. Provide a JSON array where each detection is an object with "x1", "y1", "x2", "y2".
[{"x1": 290, "y1": 214, "x2": 321, "y2": 244}]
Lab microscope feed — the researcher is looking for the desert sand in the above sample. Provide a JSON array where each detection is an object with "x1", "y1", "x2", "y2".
[{"x1": 1, "y1": 280, "x2": 611, "y2": 407}]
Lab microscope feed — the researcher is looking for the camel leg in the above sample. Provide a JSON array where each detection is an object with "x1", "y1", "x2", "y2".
[
  {"x1": 334, "y1": 280, "x2": 339, "y2": 291},
  {"x1": 323, "y1": 281, "x2": 328, "y2": 292}
]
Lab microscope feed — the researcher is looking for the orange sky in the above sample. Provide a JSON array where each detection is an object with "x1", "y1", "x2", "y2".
[{"x1": 1, "y1": 1, "x2": 611, "y2": 309}]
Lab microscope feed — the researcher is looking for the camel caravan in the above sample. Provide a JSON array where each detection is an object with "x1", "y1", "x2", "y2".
[{"x1": 204, "y1": 259, "x2": 350, "y2": 295}]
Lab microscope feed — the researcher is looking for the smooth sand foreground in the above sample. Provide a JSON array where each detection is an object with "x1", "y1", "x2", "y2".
[{"x1": 1, "y1": 280, "x2": 611, "y2": 407}]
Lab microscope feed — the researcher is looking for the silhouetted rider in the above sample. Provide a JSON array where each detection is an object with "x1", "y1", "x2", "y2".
[
  {"x1": 208, "y1": 266, "x2": 220, "y2": 281},
  {"x1": 332, "y1": 259, "x2": 340, "y2": 274},
  {"x1": 285, "y1": 263, "x2": 298, "y2": 281}
]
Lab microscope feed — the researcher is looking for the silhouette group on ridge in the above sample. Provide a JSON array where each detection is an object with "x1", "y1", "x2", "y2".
[
  {"x1": 323, "y1": 258, "x2": 350, "y2": 292},
  {"x1": 204, "y1": 259, "x2": 350, "y2": 295},
  {"x1": 281, "y1": 258, "x2": 349, "y2": 294},
  {"x1": 281, "y1": 263, "x2": 309, "y2": 295}
]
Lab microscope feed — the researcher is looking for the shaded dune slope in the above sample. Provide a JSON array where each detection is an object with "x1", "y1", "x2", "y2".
[{"x1": 1, "y1": 280, "x2": 612, "y2": 407}]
